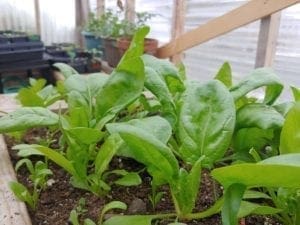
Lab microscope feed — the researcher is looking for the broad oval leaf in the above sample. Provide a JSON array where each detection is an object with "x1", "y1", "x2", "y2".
[
  {"x1": 230, "y1": 68, "x2": 283, "y2": 105},
  {"x1": 64, "y1": 73, "x2": 108, "y2": 99},
  {"x1": 178, "y1": 80, "x2": 235, "y2": 167},
  {"x1": 212, "y1": 154, "x2": 300, "y2": 189},
  {"x1": 67, "y1": 127, "x2": 103, "y2": 145},
  {"x1": 280, "y1": 103, "x2": 300, "y2": 154},
  {"x1": 236, "y1": 103, "x2": 284, "y2": 130},
  {"x1": 0, "y1": 107, "x2": 59, "y2": 133},
  {"x1": 53, "y1": 63, "x2": 78, "y2": 78}
]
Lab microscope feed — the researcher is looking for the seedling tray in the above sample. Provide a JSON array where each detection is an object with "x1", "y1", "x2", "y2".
[{"x1": 0, "y1": 48, "x2": 44, "y2": 63}]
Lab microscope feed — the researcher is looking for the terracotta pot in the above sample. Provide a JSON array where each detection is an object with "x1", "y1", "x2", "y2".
[
  {"x1": 103, "y1": 38, "x2": 121, "y2": 68},
  {"x1": 117, "y1": 37, "x2": 159, "y2": 57}
]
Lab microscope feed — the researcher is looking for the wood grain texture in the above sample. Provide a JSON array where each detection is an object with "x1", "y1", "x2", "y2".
[
  {"x1": 157, "y1": 0, "x2": 300, "y2": 58},
  {"x1": 0, "y1": 135, "x2": 32, "y2": 225}
]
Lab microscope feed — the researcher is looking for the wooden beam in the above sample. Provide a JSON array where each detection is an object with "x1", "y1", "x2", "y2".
[
  {"x1": 0, "y1": 135, "x2": 32, "y2": 225},
  {"x1": 170, "y1": 0, "x2": 186, "y2": 64},
  {"x1": 125, "y1": 0, "x2": 136, "y2": 23},
  {"x1": 34, "y1": 0, "x2": 41, "y2": 35},
  {"x1": 75, "y1": 0, "x2": 90, "y2": 46},
  {"x1": 157, "y1": 0, "x2": 300, "y2": 58},
  {"x1": 255, "y1": 12, "x2": 281, "y2": 68},
  {"x1": 97, "y1": 0, "x2": 105, "y2": 17}
]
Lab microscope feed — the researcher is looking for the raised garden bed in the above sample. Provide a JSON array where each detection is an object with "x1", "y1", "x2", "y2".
[{"x1": 0, "y1": 27, "x2": 299, "y2": 225}]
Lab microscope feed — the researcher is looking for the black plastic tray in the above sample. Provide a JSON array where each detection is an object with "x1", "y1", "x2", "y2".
[{"x1": 0, "y1": 48, "x2": 44, "y2": 63}]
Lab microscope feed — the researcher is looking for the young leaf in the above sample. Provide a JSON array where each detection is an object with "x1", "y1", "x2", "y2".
[
  {"x1": 114, "y1": 172, "x2": 142, "y2": 186},
  {"x1": 0, "y1": 107, "x2": 59, "y2": 133},
  {"x1": 212, "y1": 154, "x2": 300, "y2": 188},
  {"x1": 214, "y1": 62, "x2": 232, "y2": 88},
  {"x1": 238, "y1": 201, "x2": 282, "y2": 218},
  {"x1": 99, "y1": 201, "x2": 127, "y2": 225},
  {"x1": 13, "y1": 144, "x2": 76, "y2": 176},
  {"x1": 178, "y1": 80, "x2": 235, "y2": 167},
  {"x1": 171, "y1": 157, "x2": 203, "y2": 215},
  {"x1": 291, "y1": 86, "x2": 300, "y2": 102},
  {"x1": 230, "y1": 68, "x2": 283, "y2": 105},
  {"x1": 221, "y1": 183, "x2": 246, "y2": 225},
  {"x1": 243, "y1": 190, "x2": 271, "y2": 200},
  {"x1": 9, "y1": 181, "x2": 35, "y2": 209},
  {"x1": 144, "y1": 67, "x2": 177, "y2": 126},
  {"x1": 236, "y1": 103, "x2": 284, "y2": 130},
  {"x1": 69, "y1": 210, "x2": 80, "y2": 225},
  {"x1": 280, "y1": 103, "x2": 300, "y2": 154},
  {"x1": 95, "y1": 134, "x2": 122, "y2": 177},
  {"x1": 16, "y1": 88, "x2": 45, "y2": 107}
]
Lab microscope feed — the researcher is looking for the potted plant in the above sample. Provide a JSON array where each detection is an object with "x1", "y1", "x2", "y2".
[
  {"x1": 117, "y1": 12, "x2": 158, "y2": 57},
  {"x1": 82, "y1": 11, "x2": 116, "y2": 59}
]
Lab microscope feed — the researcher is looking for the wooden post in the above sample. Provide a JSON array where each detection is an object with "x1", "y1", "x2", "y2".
[
  {"x1": 170, "y1": 0, "x2": 186, "y2": 64},
  {"x1": 75, "y1": 0, "x2": 90, "y2": 46},
  {"x1": 157, "y1": 0, "x2": 300, "y2": 58},
  {"x1": 34, "y1": 0, "x2": 41, "y2": 35},
  {"x1": 255, "y1": 12, "x2": 281, "y2": 68},
  {"x1": 125, "y1": 0, "x2": 136, "y2": 23},
  {"x1": 97, "y1": 0, "x2": 105, "y2": 17}
]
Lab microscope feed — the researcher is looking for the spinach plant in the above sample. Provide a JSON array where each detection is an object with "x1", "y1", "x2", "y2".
[
  {"x1": 10, "y1": 159, "x2": 52, "y2": 209},
  {"x1": 212, "y1": 103, "x2": 300, "y2": 225},
  {"x1": 0, "y1": 27, "x2": 151, "y2": 195}
]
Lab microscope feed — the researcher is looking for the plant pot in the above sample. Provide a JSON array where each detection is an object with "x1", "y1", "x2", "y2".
[
  {"x1": 82, "y1": 31, "x2": 105, "y2": 59},
  {"x1": 117, "y1": 37, "x2": 159, "y2": 57},
  {"x1": 103, "y1": 38, "x2": 121, "y2": 68}
]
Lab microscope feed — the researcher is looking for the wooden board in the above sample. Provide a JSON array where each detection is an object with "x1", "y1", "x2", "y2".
[
  {"x1": 255, "y1": 12, "x2": 281, "y2": 68},
  {"x1": 0, "y1": 135, "x2": 32, "y2": 225},
  {"x1": 157, "y1": 0, "x2": 300, "y2": 58}
]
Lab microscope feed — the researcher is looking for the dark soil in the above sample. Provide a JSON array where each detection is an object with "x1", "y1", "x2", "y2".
[{"x1": 4, "y1": 129, "x2": 282, "y2": 225}]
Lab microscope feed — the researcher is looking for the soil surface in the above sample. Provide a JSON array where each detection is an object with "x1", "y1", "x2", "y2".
[{"x1": 4, "y1": 129, "x2": 282, "y2": 225}]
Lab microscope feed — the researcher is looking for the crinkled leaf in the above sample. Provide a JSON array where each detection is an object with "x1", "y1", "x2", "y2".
[
  {"x1": 178, "y1": 80, "x2": 235, "y2": 167},
  {"x1": 230, "y1": 68, "x2": 283, "y2": 105},
  {"x1": 214, "y1": 62, "x2": 232, "y2": 88},
  {"x1": 273, "y1": 101, "x2": 295, "y2": 117},
  {"x1": 212, "y1": 154, "x2": 300, "y2": 188},
  {"x1": 280, "y1": 103, "x2": 300, "y2": 154},
  {"x1": 0, "y1": 107, "x2": 59, "y2": 133},
  {"x1": 238, "y1": 201, "x2": 282, "y2": 218},
  {"x1": 142, "y1": 54, "x2": 185, "y2": 95},
  {"x1": 236, "y1": 103, "x2": 284, "y2": 130},
  {"x1": 144, "y1": 67, "x2": 177, "y2": 126}
]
